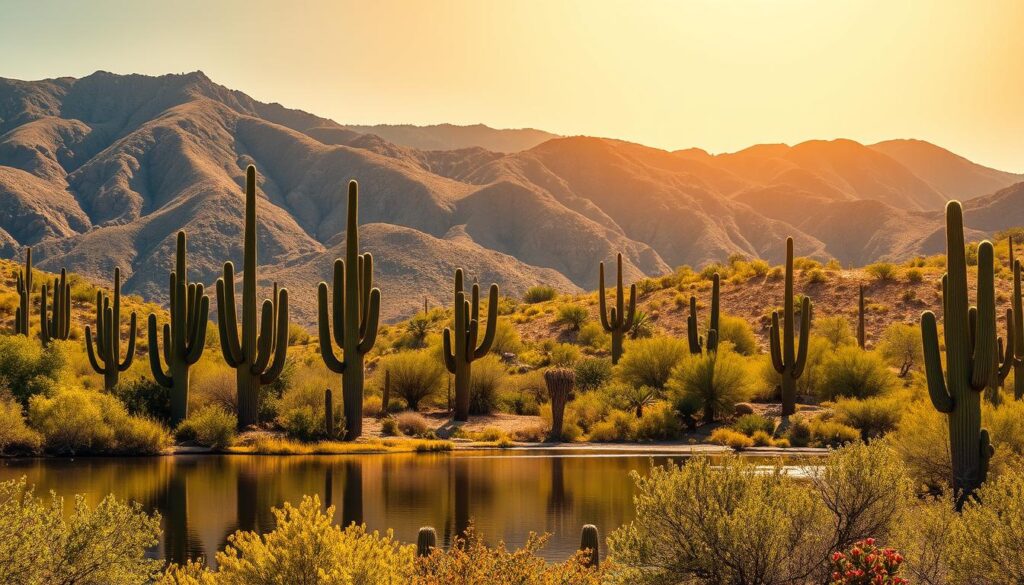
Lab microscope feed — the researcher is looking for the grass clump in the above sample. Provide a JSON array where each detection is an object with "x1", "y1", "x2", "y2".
[
  {"x1": 523, "y1": 285, "x2": 557, "y2": 303},
  {"x1": 176, "y1": 405, "x2": 237, "y2": 448}
]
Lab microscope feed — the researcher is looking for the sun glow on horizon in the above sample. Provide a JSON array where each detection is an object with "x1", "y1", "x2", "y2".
[{"x1": 1, "y1": 0, "x2": 1021, "y2": 171}]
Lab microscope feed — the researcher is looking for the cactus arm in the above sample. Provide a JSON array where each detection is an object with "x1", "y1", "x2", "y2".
[
  {"x1": 184, "y1": 296, "x2": 209, "y2": 365},
  {"x1": 252, "y1": 301, "x2": 276, "y2": 375},
  {"x1": 215, "y1": 268, "x2": 243, "y2": 367},
  {"x1": 317, "y1": 282, "x2": 345, "y2": 374},
  {"x1": 39, "y1": 281, "x2": 50, "y2": 344},
  {"x1": 473, "y1": 284, "x2": 499, "y2": 358},
  {"x1": 84, "y1": 325, "x2": 107, "y2": 374},
  {"x1": 921, "y1": 311, "x2": 954, "y2": 413},
  {"x1": 623, "y1": 283, "x2": 637, "y2": 330},
  {"x1": 467, "y1": 319, "x2": 479, "y2": 362},
  {"x1": 118, "y1": 312, "x2": 137, "y2": 371},
  {"x1": 979, "y1": 429, "x2": 993, "y2": 481},
  {"x1": 357, "y1": 288, "x2": 380, "y2": 354},
  {"x1": 442, "y1": 328, "x2": 456, "y2": 373},
  {"x1": 706, "y1": 330, "x2": 719, "y2": 353},
  {"x1": 791, "y1": 297, "x2": 812, "y2": 378},
  {"x1": 687, "y1": 296, "x2": 701, "y2": 353},
  {"x1": 259, "y1": 289, "x2": 289, "y2": 385},
  {"x1": 970, "y1": 242, "x2": 996, "y2": 391},
  {"x1": 360, "y1": 253, "x2": 373, "y2": 336},
  {"x1": 147, "y1": 314, "x2": 173, "y2": 387},
  {"x1": 968, "y1": 307, "x2": 977, "y2": 354},
  {"x1": 332, "y1": 260, "x2": 345, "y2": 347},
  {"x1": 769, "y1": 311, "x2": 784, "y2": 373},
  {"x1": 598, "y1": 262, "x2": 611, "y2": 331}
]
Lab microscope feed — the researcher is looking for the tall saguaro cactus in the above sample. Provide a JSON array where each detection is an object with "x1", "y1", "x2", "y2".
[
  {"x1": 149, "y1": 231, "x2": 209, "y2": 425},
  {"x1": 1009, "y1": 239, "x2": 1024, "y2": 401},
  {"x1": 442, "y1": 269, "x2": 498, "y2": 421},
  {"x1": 216, "y1": 166, "x2": 289, "y2": 429},
  {"x1": 921, "y1": 201, "x2": 997, "y2": 506},
  {"x1": 769, "y1": 237, "x2": 811, "y2": 418},
  {"x1": 598, "y1": 253, "x2": 636, "y2": 364},
  {"x1": 85, "y1": 267, "x2": 137, "y2": 390},
  {"x1": 857, "y1": 285, "x2": 866, "y2": 349},
  {"x1": 318, "y1": 180, "x2": 381, "y2": 441},
  {"x1": 687, "y1": 272, "x2": 720, "y2": 354},
  {"x1": 40, "y1": 268, "x2": 71, "y2": 345},
  {"x1": 14, "y1": 248, "x2": 32, "y2": 336}
]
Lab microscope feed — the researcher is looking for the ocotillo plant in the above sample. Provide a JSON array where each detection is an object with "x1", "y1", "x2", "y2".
[
  {"x1": 857, "y1": 285, "x2": 866, "y2": 349},
  {"x1": 769, "y1": 238, "x2": 811, "y2": 419},
  {"x1": 84, "y1": 267, "x2": 137, "y2": 390},
  {"x1": 40, "y1": 268, "x2": 70, "y2": 345},
  {"x1": 416, "y1": 527, "x2": 437, "y2": 557},
  {"x1": 687, "y1": 272, "x2": 720, "y2": 354},
  {"x1": 317, "y1": 180, "x2": 381, "y2": 440},
  {"x1": 14, "y1": 247, "x2": 31, "y2": 336},
  {"x1": 216, "y1": 165, "x2": 290, "y2": 429},
  {"x1": 1009, "y1": 239, "x2": 1024, "y2": 400},
  {"x1": 544, "y1": 368, "x2": 575, "y2": 441},
  {"x1": 921, "y1": 200, "x2": 996, "y2": 507},
  {"x1": 598, "y1": 253, "x2": 636, "y2": 364},
  {"x1": 580, "y1": 524, "x2": 600, "y2": 569},
  {"x1": 442, "y1": 269, "x2": 498, "y2": 421},
  {"x1": 149, "y1": 231, "x2": 210, "y2": 426}
]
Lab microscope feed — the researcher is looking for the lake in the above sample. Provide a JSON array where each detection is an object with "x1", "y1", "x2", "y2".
[{"x1": 0, "y1": 449, "x2": 800, "y2": 565}]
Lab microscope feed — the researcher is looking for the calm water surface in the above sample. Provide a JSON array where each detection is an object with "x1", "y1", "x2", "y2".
[{"x1": 0, "y1": 450, "x2": 795, "y2": 564}]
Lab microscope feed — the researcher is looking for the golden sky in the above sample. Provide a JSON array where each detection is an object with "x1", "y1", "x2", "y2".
[{"x1": 2, "y1": 0, "x2": 1022, "y2": 171}]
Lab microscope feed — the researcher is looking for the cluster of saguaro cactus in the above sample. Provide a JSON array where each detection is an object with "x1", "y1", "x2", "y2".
[
  {"x1": 921, "y1": 201, "x2": 998, "y2": 506},
  {"x1": 544, "y1": 368, "x2": 575, "y2": 441},
  {"x1": 149, "y1": 232, "x2": 209, "y2": 426},
  {"x1": 14, "y1": 248, "x2": 31, "y2": 336},
  {"x1": 443, "y1": 269, "x2": 498, "y2": 422},
  {"x1": 84, "y1": 267, "x2": 137, "y2": 390},
  {"x1": 857, "y1": 285, "x2": 866, "y2": 349},
  {"x1": 598, "y1": 253, "x2": 636, "y2": 364},
  {"x1": 688, "y1": 272, "x2": 719, "y2": 354},
  {"x1": 769, "y1": 237, "x2": 811, "y2": 419},
  {"x1": 40, "y1": 268, "x2": 71, "y2": 345},
  {"x1": 216, "y1": 166, "x2": 290, "y2": 429},
  {"x1": 1009, "y1": 239, "x2": 1024, "y2": 400},
  {"x1": 317, "y1": 180, "x2": 381, "y2": 441}
]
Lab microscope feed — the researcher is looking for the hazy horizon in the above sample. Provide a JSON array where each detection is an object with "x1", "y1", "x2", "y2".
[{"x1": 1, "y1": 0, "x2": 1022, "y2": 172}]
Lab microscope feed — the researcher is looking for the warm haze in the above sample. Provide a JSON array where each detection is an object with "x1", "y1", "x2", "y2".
[{"x1": 0, "y1": 0, "x2": 1022, "y2": 171}]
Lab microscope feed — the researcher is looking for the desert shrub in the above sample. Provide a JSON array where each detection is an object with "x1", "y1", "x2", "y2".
[
  {"x1": 189, "y1": 359, "x2": 238, "y2": 414},
  {"x1": 587, "y1": 410, "x2": 636, "y2": 442},
  {"x1": 889, "y1": 497, "x2": 956, "y2": 585},
  {"x1": 403, "y1": 314, "x2": 433, "y2": 349},
  {"x1": 806, "y1": 268, "x2": 827, "y2": 283},
  {"x1": 0, "y1": 397, "x2": 42, "y2": 455},
  {"x1": 27, "y1": 386, "x2": 170, "y2": 455},
  {"x1": 877, "y1": 323, "x2": 923, "y2": 377},
  {"x1": 490, "y1": 318, "x2": 523, "y2": 355},
  {"x1": 818, "y1": 347, "x2": 895, "y2": 400},
  {"x1": 786, "y1": 415, "x2": 813, "y2": 447},
  {"x1": 380, "y1": 417, "x2": 399, "y2": 436},
  {"x1": 756, "y1": 335, "x2": 832, "y2": 399},
  {"x1": 709, "y1": 428, "x2": 754, "y2": 449},
  {"x1": 556, "y1": 304, "x2": 588, "y2": 331},
  {"x1": 0, "y1": 477, "x2": 162, "y2": 585},
  {"x1": 362, "y1": 395, "x2": 383, "y2": 417},
  {"x1": 832, "y1": 394, "x2": 904, "y2": 441},
  {"x1": 717, "y1": 314, "x2": 758, "y2": 355},
  {"x1": 576, "y1": 322, "x2": 609, "y2": 349},
  {"x1": 113, "y1": 376, "x2": 171, "y2": 423},
  {"x1": 946, "y1": 467, "x2": 1024, "y2": 585},
  {"x1": 611, "y1": 383, "x2": 658, "y2": 418},
  {"x1": 750, "y1": 430, "x2": 773, "y2": 446},
  {"x1": 382, "y1": 349, "x2": 445, "y2": 411},
  {"x1": 468, "y1": 355, "x2": 506, "y2": 415},
  {"x1": 906, "y1": 268, "x2": 924, "y2": 283},
  {"x1": 816, "y1": 315, "x2": 856, "y2": 350},
  {"x1": 414, "y1": 524, "x2": 602, "y2": 585},
  {"x1": 395, "y1": 412, "x2": 431, "y2": 437},
  {"x1": 808, "y1": 419, "x2": 860, "y2": 448},
  {"x1": 668, "y1": 347, "x2": 750, "y2": 422},
  {"x1": 523, "y1": 285, "x2": 557, "y2": 303},
  {"x1": 549, "y1": 343, "x2": 580, "y2": 367},
  {"x1": 866, "y1": 262, "x2": 898, "y2": 281},
  {"x1": 733, "y1": 413, "x2": 776, "y2": 437},
  {"x1": 279, "y1": 405, "x2": 321, "y2": 442},
  {"x1": 616, "y1": 337, "x2": 688, "y2": 390},
  {"x1": 886, "y1": 401, "x2": 950, "y2": 493},
  {"x1": 564, "y1": 391, "x2": 610, "y2": 433},
  {"x1": 176, "y1": 405, "x2": 237, "y2": 448},
  {"x1": 0, "y1": 335, "x2": 65, "y2": 403},
  {"x1": 633, "y1": 401, "x2": 683, "y2": 441},
  {"x1": 574, "y1": 357, "x2": 612, "y2": 391}
]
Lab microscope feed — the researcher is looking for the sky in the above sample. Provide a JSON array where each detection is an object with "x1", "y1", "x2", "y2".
[{"x1": 1, "y1": 0, "x2": 1022, "y2": 172}]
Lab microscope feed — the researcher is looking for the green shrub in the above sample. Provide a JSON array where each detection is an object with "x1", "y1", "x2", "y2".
[
  {"x1": 279, "y1": 405, "x2": 321, "y2": 442},
  {"x1": 785, "y1": 416, "x2": 813, "y2": 447},
  {"x1": 732, "y1": 413, "x2": 775, "y2": 437},
  {"x1": 865, "y1": 262, "x2": 897, "y2": 281},
  {"x1": 808, "y1": 419, "x2": 860, "y2": 448},
  {"x1": 750, "y1": 430, "x2": 773, "y2": 446},
  {"x1": 886, "y1": 400, "x2": 950, "y2": 492},
  {"x1": 523, "y1": 285, "x2": 557, "y2": 303},
  {"x1": 818, "y1": 347, "x2": 895, "y2": 400},
  {"x1": 112, "y1": 377, "x2": 171, "y2": 423},
  {"x1": 633, "y1": 401, "x2": 683, "y2": 441},
  {"x1": 877, "y1": 323, "x2": 923, "y2": 377},
  {"x1": 805, "y1": 268, "x2": 827, "y2": 283},
  {"x1": 709, "y1": 428, "x2": 754, "y2": 449},
  {"x1": 0, "y1": 335, "x2": 65, "y2": 403},
  {"x1": 0, "y1": 397, "x2": 42, "y2": 455},
  {"x1": 176, "y1": 405, "x2": 237, "y2": 448},
  {"x1": 588, "y1": 410, "x2": 636, "y2": 442},
  {"x1": 832, "y1": 394, "x2": 903, "y2": 441},
  {"x1": 380, "y1": 416, "x2": 399, "y2": 436},
  {"x1": 668, "y1": 347, "x2": 750, "y2": 422},
  {"x1": 616, "y1": 337, "x2": 689, "y2": 390},
  {"x1": 396, "y1": 412, "x2": 431, "y2": 437},
  {"x1": 564, "y1": 391, "x2": 611, "y2": 433},
  {"x1": 548, "y1": 343, "x2": 580, "y2": 367},
  {"x1": 756, "y1": 335, "x2": 832, "y2": 399},
  {"x1": 382, "y1": 349, "x2": 445, "y2": 411},
  {"x1": 491, "y1": 318, "x2": 523, "y2": 355},
  {"x1": 576, "y1": 322, "x2": 609, "y2": 349},
  {"x1": 906, "y1": 268, "x2": 924, "y2": 283},
  {"x1": 574, "y1": 358, "x2": 612, "y2": 391},
  {"x1": 816, "y1": 315, "x2": 856, "y2": 350},
  {"x1": 947, "y1": 467, "x2": 1024, "y2": 584},
  {"x1": 556, "y1": 304, "x2": 588, "y2": 331},
  {"x1": 469, "y1": 355, "x2": 506, "y2": 415},
  {"x1": 717, "y1": 315, "x2": 758, "y2": 355}
]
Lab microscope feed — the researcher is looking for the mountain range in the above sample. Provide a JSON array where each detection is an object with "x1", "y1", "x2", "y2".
[{"x1": 1, "y1": 70, "x2": 1021, "y2": 323}]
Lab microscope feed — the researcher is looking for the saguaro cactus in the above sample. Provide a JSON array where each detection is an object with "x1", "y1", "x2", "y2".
[
  {"x1": 40, "y1": 268, "x2": 70, "y2": 345},
  {"x1": 14, "y1": 248, "x2": 31, "y2": 336},
  {"x1": 598, "y1": 253, "x2": 636, "y2": 364},
  {"x1": 688, "y1": 272, "x2": 720, "y2": 354},
  {"x1": 988, "y1": 313, "x2": 1015, "y2": 406},
  {"x1": 325, "y1": 388, "x2": 335, "y2": 439},
  {"x1": 416, "y1": 527, "x2": 437, "y2": 557},
  {"x1": 769, "y1": 238, "x2": 811, "y2": 419},
  {"x1": 85, "y1": 267, "x2": 137, "y2": 390},
  {"x1": 149, "y1": 231, "x2": 210, "y2": 426},
  {"x1": 442, "y1": 269, "x2": 498, "y2": 422},
  {"x1": 921, "y1": 201, "x2": 997, "y2": 506},
  {"x1": 216, "y1": 166, "x2": 289, "y2": 429},
  {"x1": 544, "y1": 368, "x2": 575, "y2": 441},
  {"x1": 580, "y1": 524, "x2": 601, "y2": 569},
  {"x1": 317, "y1": 180, "x2": 381, "y2": 441},
  {"x1": 1009, "y1": 239, "x2": 1024, "y2": 401},
  {"x1": 857, "y1": 285, "x2": 866, "y2": 349}
]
